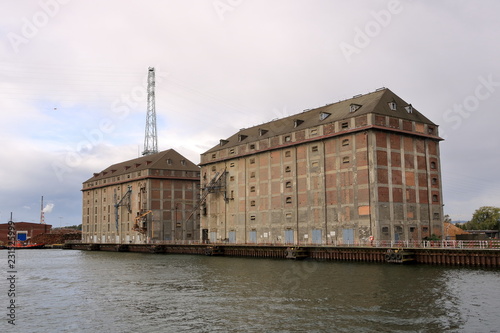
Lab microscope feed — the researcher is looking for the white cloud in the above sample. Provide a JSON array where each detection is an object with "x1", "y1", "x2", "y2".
[{"x1": 43, "y1": 203, "x2": 54, "y2": 213}]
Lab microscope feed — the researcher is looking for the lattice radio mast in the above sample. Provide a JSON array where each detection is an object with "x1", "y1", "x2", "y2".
[{"x1": 142, "y1": 67, "x2": 158, "y2": 155}]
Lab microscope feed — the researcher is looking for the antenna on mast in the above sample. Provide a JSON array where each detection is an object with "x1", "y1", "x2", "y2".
[{"x1": 142, "y1": 67, "x2": 158, "y2": 156}]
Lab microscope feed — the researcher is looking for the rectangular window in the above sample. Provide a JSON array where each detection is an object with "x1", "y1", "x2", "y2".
[
  {"x1": 310, "y1": 128, "x2": 318, "y2": 136},
  {"x1": 312, "y1": 146, "x2": 318, "y2": 152},
  {"x1": 250, "y1": 158, "x2": 255, "y2": 164},
  {"x1": 341, "y1": 122, "x2": 349, "y2": 129},
  {"x1": 250, "y1": 200, "x2": 256, "y2": 207},
  {"x1": 284, "y1": 135, "x2": 291, "y2": 142},
  {"x1": 250, "y1": 172, "x2": 255, "y2": 178},
  {"x1": 342, "y1": 139, "x2": 349, "y2": 146},
  {"x1": 250, "y1": 144, "x2": 256, "y2": 150},
  {"x1": 285, "y1": 151, "x2": 291, "y2": 157},
  {"x1": 342, "y1": 156, "x2": 350, "y2": 164}
]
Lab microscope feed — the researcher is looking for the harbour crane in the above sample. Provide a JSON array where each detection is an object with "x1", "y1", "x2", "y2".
[
  {"x1": 114, "y1": 186, "x2": 132, "y2": 232},
  {"x1": 132, "y1": 210, "x2": 152, "y2": 234}
]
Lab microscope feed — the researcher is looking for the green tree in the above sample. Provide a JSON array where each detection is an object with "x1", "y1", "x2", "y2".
[{"x1": 461, "y1": 206, "x2": 500, "y2": 230}]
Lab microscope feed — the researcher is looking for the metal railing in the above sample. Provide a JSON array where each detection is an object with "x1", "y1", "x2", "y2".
[{"x1": 66, "y1": 238, "x2": 500, "y2": 249}]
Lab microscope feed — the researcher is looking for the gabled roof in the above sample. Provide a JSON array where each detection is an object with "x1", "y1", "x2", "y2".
[
  {"x1": 84, "y1": 149, "x2": 199, "y2": 183},
  {"x1": 204, "y1": 88, "x2": 436, "y2": 153}
]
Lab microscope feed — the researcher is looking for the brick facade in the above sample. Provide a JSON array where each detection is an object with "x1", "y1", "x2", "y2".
[
  {"x1": 199, "y1": 88, "x2": 443, "y2": 244},
  {"x1": 82, "y1": 149, "x2": 200, "y2": 244},
  {"x1": 0, "y1": 222, "x2": 52, "y2": 245}
]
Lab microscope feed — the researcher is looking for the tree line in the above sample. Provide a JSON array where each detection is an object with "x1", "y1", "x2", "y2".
[{"x1": 459, "y1": 206, "x2": 500, "y2": 231}]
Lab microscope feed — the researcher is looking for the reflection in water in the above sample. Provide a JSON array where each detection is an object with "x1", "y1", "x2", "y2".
[{"x1": 9, "y1": 250, "x2": 500, "y2": 332}]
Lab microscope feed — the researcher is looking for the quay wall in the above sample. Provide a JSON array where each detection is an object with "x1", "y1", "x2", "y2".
[{"x1": 65, "y1": 243, "x2": 500, "y2": 268}]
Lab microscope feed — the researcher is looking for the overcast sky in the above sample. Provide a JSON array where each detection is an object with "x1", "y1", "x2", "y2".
[{"x1": 1, "y1": 0, "x2": 499, "y2": 227}]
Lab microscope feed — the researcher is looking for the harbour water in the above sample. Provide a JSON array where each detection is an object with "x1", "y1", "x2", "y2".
[{"x1": 1, "y1": 250, "x2": 499, "y2": 332}]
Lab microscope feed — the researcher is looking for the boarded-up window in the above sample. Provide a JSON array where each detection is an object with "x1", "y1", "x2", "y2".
[
  {"x1": 415, "y1": 123, "x2": 425, "y2": 133},
  {"x1": 358, "y1": 205, "x2": 370, "y2": 216}
]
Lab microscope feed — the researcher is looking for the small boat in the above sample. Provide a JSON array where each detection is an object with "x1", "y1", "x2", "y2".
[{"x1": 5, "y1": 243, "x2": 46, "y2": 249}]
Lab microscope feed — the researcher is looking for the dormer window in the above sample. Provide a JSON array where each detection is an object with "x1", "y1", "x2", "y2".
[
  {"x1": 166, "y1": 158, "x2": 172, "y2": 165},
  {"x1": 259, "y1": 128, "x2": 268, "y2": 136},
  {"x1": 349, "y1": 104, "x2": 361, "y2": 113},
  {"x1": 238, "y1": 134, "x2": 247, "y2": 142},
  {"x1": 181, "y1": 159, "x2": 186, "y2": 166},
  {"x1": 405, "y1": 104, "x2": 413, "y2": 113},
  {"x1": 319, "y1": 112, "x2": 331, "y2": 121},
  {"x1": 294, "y1": 119, "x2": 304, "y2": 128},
  {"x1": 220, "y1": 139, "x2": 229, "y2": 146},
  {"x1": 389, "y1": 101, "x2": 397, "y2": 110}
]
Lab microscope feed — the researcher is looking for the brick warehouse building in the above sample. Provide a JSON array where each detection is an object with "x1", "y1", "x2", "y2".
[
  {"x1": 199, "y1": 88, "x2": 444, "y2": 245},
  {"x1": 0, "y1": 222, "x2": 52, "y2": 245},
  {"x1": 82, "y1": 149, "x2": 200, "y2": 244}
]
